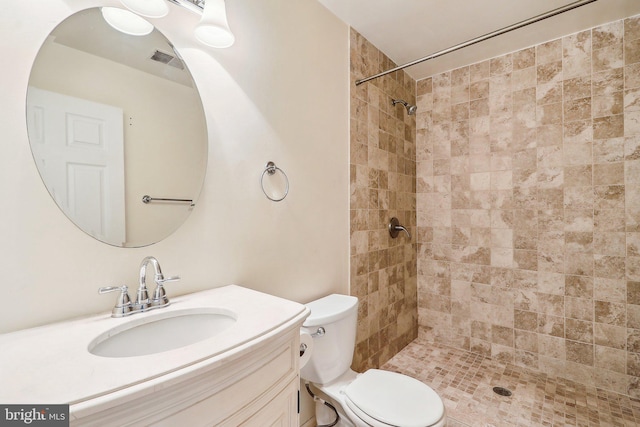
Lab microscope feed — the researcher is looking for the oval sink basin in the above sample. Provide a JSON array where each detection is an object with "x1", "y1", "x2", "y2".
[{"x1": 89, "y1": 308, "x2": 236, "y2": 358}]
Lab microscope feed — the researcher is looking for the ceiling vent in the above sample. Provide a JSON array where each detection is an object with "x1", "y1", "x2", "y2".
[{"x1": 149, "y1": 50, "x2": 184, "y2": 70}]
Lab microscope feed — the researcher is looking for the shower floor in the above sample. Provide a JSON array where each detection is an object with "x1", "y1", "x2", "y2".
[{"x1": 380, "y1": 336, "x2": 640, "y2": 427}]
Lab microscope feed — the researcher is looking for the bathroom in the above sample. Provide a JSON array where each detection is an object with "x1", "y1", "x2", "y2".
[{"x1": 2, "y1": 0, "x2": 640, "y2": 425}]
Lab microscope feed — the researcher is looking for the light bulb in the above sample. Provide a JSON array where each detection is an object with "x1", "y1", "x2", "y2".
[
  {"x1": 194, "y1": 0, "x2": 235, "y2": 48},
  {"x1": 101, "y1": 7, "x2": 154, "y2": 36},
  {"x1": 120, "y1": 0, "x2": 169, "y2": 18}
]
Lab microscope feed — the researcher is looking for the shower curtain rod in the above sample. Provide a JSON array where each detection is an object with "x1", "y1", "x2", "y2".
[{"x1": 355, "y1": 0, "x2": 598, "y2": 86}]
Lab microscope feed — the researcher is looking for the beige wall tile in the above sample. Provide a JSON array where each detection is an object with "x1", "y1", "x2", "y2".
[
  {"x1": 593, "y1": 232, "x2": 626, "y2": 256},
  {"x1": 566, "y1": 340, "x2": 594, "y2": 365},
  {"x1": 593, "y1": 44, "x2": 624, "y2": 72},
  {"x1": 537, "y1": 81, "x2": 563, "y2": 106},
  {"x1": 594, "y1": 92, "x2": 624, "y2": 118},
  {"x1": 595, "y1": 138, "x2": 625, "y2": 163},
  {"x1": 351, "y1": 14, "x2": 640, "y2": 397},
  {"x1": 625, "y1": 38, "x2": 640, "y2": 65},
  {"x1": 594, "y1": 68, "x2": 624, "y2": 96},
  {"x1": 594, "y1": 21, "x2": 624, "y2": 49},
  {"x1": 625, "y1": 16, "x2": 640, "y2": 39},
  {"x1": 350, "y1": 30, "x2": 417, "y2": 371},
  {"x1": 594, "y1": 162, "x2": 625, "y2": 185},
  {"x1": 594, "y1": 115, "x2": 625, "y2": 139},
  {"x1": 629, "y1": 303, "x2": 640, "y2": 329},
  {"x1": 537, "y1": 39, "x2": 562, "y2": 64},
  {"x1": 594, "y1": 323, "x2": 627, "y2": 349},
  {"x1": 514, "y1": 47, "x2": 536, "y2": 70},
  {"x1": 626, "y1": 63, "x2": 640, "y2": 88},
  {"x1": 563, "y1": 30, "x2": 592, "y2": 78},
  {"x1": 626, "y1": 110, "x2": 640, "y2": 135}
]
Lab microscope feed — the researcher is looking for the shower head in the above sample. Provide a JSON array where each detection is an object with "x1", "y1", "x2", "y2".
[{"x1": 392, "y1": 99, "x2": 417, "y2": 115}]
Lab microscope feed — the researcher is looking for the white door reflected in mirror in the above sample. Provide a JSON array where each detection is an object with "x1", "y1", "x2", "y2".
[{"x1": 28, "y1": 88, "x2": 126, "y2": 246}]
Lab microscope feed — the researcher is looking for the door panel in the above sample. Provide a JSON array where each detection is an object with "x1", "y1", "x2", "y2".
[{"x1": 27, "y1": 87, "x2": 125, "y2": 245}]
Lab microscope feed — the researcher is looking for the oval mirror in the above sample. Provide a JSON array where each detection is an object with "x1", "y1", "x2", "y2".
[{"x1": 26, "y1": 8, "x2": 207, "y2": 247}]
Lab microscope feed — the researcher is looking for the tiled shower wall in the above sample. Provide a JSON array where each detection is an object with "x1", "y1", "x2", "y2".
[
  {"x1": 416, "y1": 15, "x2": 640, "y2": 396},
  {"x1": 350, "y1": 29, "x2": 418, "y2": 371}
]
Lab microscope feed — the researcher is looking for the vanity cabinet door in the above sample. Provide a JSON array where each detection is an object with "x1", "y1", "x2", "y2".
[
  {"x1": 231, "y1": 377, "x2": 298, "y2": 427},
  {"x1": 146, "y1": 330, "x2": 299, "y2": 427}
]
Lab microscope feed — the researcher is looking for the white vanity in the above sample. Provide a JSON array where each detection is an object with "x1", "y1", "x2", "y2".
[{"x1": 0, "y1": 285, "x2": 309, "y2": 426}]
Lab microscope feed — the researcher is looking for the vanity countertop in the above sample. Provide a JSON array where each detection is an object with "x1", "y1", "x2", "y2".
[{"x1": 0, "y1": 285, "x2": 308, "y2": 406}]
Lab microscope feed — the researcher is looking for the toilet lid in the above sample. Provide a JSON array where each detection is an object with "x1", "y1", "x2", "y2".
[{"x1": 344, "y1": 369, "x2": 444, "y2": 427}]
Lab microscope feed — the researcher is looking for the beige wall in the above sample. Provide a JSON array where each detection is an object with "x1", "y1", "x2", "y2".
[
  {"x1": 0, "y1": 0, "x2": 349, "y2": 333},
  {"x1": 416, "y1": 15, "x2": 640, "y2": 397},
  {"x1": 349, "y1": 29, "x2": 418, "y2": 371}
]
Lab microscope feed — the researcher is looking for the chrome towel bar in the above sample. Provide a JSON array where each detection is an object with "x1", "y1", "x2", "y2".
[{"x1": 142, "y1": 195, "x2": 195, "y2": 207}]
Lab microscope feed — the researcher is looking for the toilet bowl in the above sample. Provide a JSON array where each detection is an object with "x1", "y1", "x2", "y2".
[{"x1": 301, "y1": 294, "x2": 446, "y2": 427}]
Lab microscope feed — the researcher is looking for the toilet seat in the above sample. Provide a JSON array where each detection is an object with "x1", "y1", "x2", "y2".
[{"x1": 344, "y1": 369, "x2": 445, "y2": 427}]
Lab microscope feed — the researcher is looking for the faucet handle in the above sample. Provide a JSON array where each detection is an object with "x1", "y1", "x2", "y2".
[
  {"x1": 151, "y1": 276, "x2": 180, "y2": 308},
  {"x1": 388, "y1": 217, "x2": 411, "y2": 239},
  {"x1": 98, "y1": 285, "x2": 132, "y2": 318}
]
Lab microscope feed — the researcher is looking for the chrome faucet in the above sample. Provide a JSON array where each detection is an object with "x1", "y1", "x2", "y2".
[
  {"x1": 137, "y1": 256, "x2": 180, "y2": 310},
  {"x1": 99, "y1": 256, "x2": 180, "y2": 317}
]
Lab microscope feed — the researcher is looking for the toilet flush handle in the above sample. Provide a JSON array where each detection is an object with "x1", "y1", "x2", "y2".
[
  {"x1": 301, "y1": 327, "x2": 324, "y2": 357},
  {"x1": 310, "y1": 327, "x2": 325, "y2": 338}
]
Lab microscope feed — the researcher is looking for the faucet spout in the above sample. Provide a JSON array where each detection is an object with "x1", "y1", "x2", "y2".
[
  {"x1": 139, "y1": 256, "x2": 164, "y2": 287},
  {"x1": 137, "y1": 256, "x2": 180, "y2": 310},
  {"x1": 135, "y1": 256, "x2": 164, "y2": 311}
]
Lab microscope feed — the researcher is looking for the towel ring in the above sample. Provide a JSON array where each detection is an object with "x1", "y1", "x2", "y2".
[{"x1": 261, "y1": 161, "x2": 289, "y2": 202}]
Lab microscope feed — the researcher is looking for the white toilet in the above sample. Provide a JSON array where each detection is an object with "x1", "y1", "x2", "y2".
[{"x1": 301, "y1": 294, "x2": 446, "y2": 427}]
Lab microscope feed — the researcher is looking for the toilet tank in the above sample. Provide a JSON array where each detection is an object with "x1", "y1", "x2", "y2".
[{"x1": 300, "y1": 294, "x2": 358, "y2": 385}]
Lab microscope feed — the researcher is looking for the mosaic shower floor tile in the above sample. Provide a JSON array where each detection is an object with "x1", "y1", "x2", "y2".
[{"x1": 381, "y1": 338, "x2": 640, "y2": 426}]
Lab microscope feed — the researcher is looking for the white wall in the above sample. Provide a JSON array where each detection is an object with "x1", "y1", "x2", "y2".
[{"x1": 0, "y1": 0, "x2": 349, "y2": 333}]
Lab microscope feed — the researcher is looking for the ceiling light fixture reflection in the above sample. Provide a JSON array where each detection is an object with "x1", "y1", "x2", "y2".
[
  {"x1": 194, "y1": 0, "x2": 235, "y2": 48},
  {"x1": 101, "y1": 7, "x2": 154, "y2": 36},
  {"x1": 120, "y1": 0, "x2": 169, "y2": 18}
]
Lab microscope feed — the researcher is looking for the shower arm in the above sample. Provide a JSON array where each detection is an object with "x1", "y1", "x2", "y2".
[
  {"x1": 392, "y1": 98, "x2": 417, "y2": 115},
  {"x1": 355, "y1": 0, "x2": 598, "y2": 86}
]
